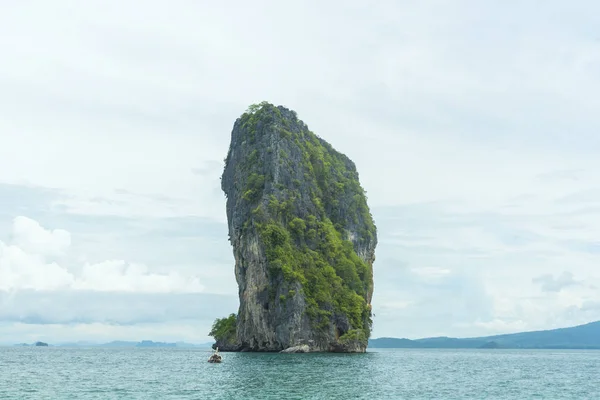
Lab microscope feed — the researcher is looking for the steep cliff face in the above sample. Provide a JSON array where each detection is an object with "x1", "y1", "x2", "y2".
[{"x1": 220, "y1": 102, "x2": 377, "y2": 352}]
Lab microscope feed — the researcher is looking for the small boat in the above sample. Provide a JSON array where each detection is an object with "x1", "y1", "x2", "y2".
[{"x1": 208, "y1": 347, "x2": 222, "y2": 363}]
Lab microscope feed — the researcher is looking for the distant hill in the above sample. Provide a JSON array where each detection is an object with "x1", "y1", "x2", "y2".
[
  {"x1": 136, "y1": 340, "x2": 176, "y2": 348},
  {"x1": 369, "y1": 321, "x2": 600, "y2": 349}
]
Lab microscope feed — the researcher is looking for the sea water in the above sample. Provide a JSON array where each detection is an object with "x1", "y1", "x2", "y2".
[{"x1": 1, "y1": 347, "x2": 598, "y2": 399}]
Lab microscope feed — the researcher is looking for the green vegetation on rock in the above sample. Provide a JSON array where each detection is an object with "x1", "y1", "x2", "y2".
[
  {"x1": 208, "y1": 313, "x2": 237, "y2": 345},
  {"x1": 257, "y1": 217, "x2": 372, "y2": 338}
]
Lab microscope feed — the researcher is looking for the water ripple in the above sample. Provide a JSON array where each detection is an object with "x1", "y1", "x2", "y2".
[{"x1": 0, "y1": 347, "x2": 598, "y2": 399}]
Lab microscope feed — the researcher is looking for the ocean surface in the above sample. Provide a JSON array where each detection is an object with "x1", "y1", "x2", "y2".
[{"x1": 1, "y1": 347, "x2": 598, "y2": 399}]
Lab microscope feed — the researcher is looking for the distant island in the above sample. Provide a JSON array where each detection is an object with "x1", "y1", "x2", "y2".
[
  {"x1": 14, "y1": 341, "x2": 50, "y2": 347},
  {"x1": 368, "y1": 320, "x2": 600, "y2": 349}
]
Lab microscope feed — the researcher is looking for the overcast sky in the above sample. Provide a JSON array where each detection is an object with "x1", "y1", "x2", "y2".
[{"x1": 1, "y1": 0, "x2": 600, "y2": 344}]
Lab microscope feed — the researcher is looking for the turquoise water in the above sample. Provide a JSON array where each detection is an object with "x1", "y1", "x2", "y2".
[{"x1": 1, "y1": 347, "x2": 598, "y2": 399}]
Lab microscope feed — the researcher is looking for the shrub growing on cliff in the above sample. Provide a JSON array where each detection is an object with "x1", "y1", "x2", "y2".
[
  {"x1": 208, "y1": 314, "x2": 237, "y2": 344},
  {"x1": 339, "y1": 329, "x2": 367, "y2": 345}
]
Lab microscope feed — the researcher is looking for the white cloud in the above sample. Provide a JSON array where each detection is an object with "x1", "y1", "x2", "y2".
[
  {"x1": 73, "y1": 260, "x2": 203, "y2": 293},
  {"x1": 0, "y1": 217, "x2": 204, "y2": 293},
  {"x1": 11, "y1": 216, "x2": 71, "y2": 257},
  {"x1": 0, "y1": 242, "x2": 75, "y2": 292}
]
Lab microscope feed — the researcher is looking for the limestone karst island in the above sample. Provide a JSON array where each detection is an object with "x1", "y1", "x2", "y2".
[{"x1": 210, "y1": 102, "x2": 377, "y2": 353}]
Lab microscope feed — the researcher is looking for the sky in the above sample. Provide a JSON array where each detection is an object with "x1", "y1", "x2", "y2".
[{"x1": 1, "y1": 0, "x2": 600, "y2": 344}]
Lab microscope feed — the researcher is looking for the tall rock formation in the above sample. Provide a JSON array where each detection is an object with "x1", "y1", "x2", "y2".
[{"x1": 219, "y1": 101, "x2": 377, "y2": 352}]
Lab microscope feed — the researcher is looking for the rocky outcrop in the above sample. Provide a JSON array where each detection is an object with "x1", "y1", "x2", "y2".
[
  {"x1": 280, "y1": 344, "x2": 310, "y2": 353},
  {"x1": 220, "y1": 102, "x2": 377, "y2": 352},
  {"x1": 212, "y1": 340, "x2": 241, "y2": 352}
]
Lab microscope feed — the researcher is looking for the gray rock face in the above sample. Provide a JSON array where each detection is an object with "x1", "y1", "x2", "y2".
[{"x1": 221, "y1": 102, "x2": 377, "y2": 352}]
